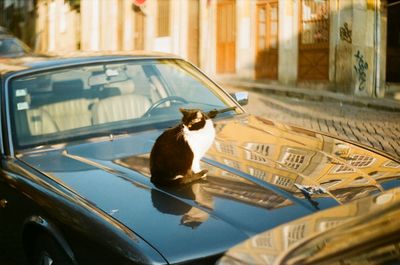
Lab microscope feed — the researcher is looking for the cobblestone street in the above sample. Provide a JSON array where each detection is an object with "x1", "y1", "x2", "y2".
[{"x1": 226, "y1": 86, "x2": 400, "y2": 160}]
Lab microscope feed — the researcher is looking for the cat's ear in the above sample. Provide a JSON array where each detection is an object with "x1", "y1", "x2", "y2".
[
  {"x1": 179, "y1": 108, "x2": 187, "y2": 115},
  {"x1": 196, "y1": 111, "x2": 202, "y2": 119}
]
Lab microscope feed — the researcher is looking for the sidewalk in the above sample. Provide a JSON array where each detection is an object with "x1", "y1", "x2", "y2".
[
  {"x1": 216, "y1": 77, "x2": 400, "y2": 159},
  {"x1": 216, "y1": 77, "x2": 400, "y2": 112}
]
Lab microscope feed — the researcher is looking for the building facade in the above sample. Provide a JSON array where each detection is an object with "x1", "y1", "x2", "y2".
[{"x1": 1, "y1": 0, "x2": 399, "y2": 97}]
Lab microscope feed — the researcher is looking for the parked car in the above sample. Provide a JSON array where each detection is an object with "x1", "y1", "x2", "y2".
[
  {"x1": 0, "y1": 53, "x2": 399, "y2": 265},
  {"x1": 0, "y1": 33, "x2": 31, "y2": 57}
]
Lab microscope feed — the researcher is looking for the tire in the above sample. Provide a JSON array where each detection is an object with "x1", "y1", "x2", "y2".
[{"x1": 31, "y1": 234, "x2": 74, "y2": 265}]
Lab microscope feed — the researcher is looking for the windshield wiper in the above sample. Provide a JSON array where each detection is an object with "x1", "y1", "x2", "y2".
[{"x1": 207, "y1": 106, "x2": 237, "y2": 118}]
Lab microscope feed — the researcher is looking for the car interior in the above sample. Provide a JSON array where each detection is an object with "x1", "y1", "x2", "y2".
[{"x1": 10, "y1": 60, "x2": 227, "y2": 148}]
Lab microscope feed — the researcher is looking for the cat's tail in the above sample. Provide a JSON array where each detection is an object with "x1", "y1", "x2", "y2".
[{"x1": 206, "y1": 106, "x2": 237, "y2": 119}]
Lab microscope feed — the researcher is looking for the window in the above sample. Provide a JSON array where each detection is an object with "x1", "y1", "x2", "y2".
[
  {"x1": 248, "y1": 166, "x2": 268, "y2": 180},
  {"x1": 300, "y1": 0, "x2": 329, "y2": 45},
  {"x1": 273, "y1": 175, "x2": 293, "y2": 188},
  {"x1": 252, "y1": 232, "x2": 273, "y2": 248},
  {"x1": 350, "y1": 154, "x2": 375, "y2": 168},
  {"x1": 284, "y1": 223, "x2": 306, "y2": 248},
  {"x1": 331, "y1": 164, "x2": 354, "y2": 174},
  {"x1": 331, "y1": 154, "x2": 375, "y2": 174},
  {"x1": 245, "y1": 143, "x2": 273, "y2": 164},
  {"x1": 318, "y1": 219, "x2": 346, "y2": 231},
  {"x1": 157, "y1": 0, "x2": 170, "y2": 37},
  {"x1": 223, "y1": 159, "x2": 241, "y2": 170},
  {"x1": 215, "y1": 140, "x2": 236, "y2": 156},
  {"x1": 384, "y1": 160, "x2": 400, "y2": 168},
  {"x1": 282, "y1": 152, "x2": 305, "y2": 170}
]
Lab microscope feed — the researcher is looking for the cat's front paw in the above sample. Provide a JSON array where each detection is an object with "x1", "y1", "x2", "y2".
[{"x1": 198, "y1": 169, "x2": 208, "y2": 179}]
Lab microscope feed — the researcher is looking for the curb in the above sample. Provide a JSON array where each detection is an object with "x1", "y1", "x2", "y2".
[{"x1": 219, "y1": 80, "x2": 400, "y2": 112}]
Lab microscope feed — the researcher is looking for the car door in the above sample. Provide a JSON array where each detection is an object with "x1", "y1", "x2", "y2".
[{"x1": 0, "y1": 77, "x2": 28, "y2": 264}]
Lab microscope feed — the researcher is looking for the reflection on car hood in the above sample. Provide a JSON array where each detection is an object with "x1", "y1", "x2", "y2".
[
  {"x1": 218, "y1": 187, "x2": 400, "y2": 265},
  {"x1": 18, "y1": 114, "x2": 400, "y2": 263}
]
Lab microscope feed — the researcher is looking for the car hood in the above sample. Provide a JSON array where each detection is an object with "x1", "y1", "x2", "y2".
[
  {"x1": 218, "y1": 187, "x2": 400, "y2": 265},
  {"x1": 18, "y1": 114, "x2": 400, "y2": 264}
]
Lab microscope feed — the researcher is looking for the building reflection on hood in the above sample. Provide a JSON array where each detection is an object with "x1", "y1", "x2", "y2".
[
  {"x1": 218, "y1": 187, "x2": 400, "y2": 265},
  {"x1": 207, "y1": 116, "x2": 400, "y2": 204},
  {"x1": 112, "y1": 114, "x2": 400, "y2": 228},
  {"x1": 114, "y1": 153, "x2": 292, "y2": 219}
]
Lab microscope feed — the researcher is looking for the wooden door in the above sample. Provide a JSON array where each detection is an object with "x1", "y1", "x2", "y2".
[
  {"x1": 188, "y1": 0, "x2": 200, "y2": 66},
  {"x1": 217, "y1": 0, "x2": 236, "y2": 73},
  {"x1": 255, "y1": 1, "x2": 278, "y2": 80},
  {"x1": 134, "y1": 6, "x2": 145, "y2": 50},
  {"x1": 298, "y1": 0, "x2": 329, "y2": 80},
  {"x1": 386, "y1": 0, "x2": 400, "y2": 82}
]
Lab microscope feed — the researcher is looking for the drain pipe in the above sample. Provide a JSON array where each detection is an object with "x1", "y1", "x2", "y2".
[{"x1": 373, "y1": 0, "x2": 380, "y2": 97}]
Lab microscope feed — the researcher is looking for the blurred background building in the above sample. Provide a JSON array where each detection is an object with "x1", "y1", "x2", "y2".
[{"x1": 0, "y1": 0, "x2": 399, "y2": 98}]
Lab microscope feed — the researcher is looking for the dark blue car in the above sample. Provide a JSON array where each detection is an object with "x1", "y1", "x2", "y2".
[{"x1": 0, "y1": 53, "x2": 399, "y2": 265}]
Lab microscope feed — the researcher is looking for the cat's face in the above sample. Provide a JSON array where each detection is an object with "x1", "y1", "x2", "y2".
[{"x1": 180, "y1": 108, "x2": 206, "y2": 131}]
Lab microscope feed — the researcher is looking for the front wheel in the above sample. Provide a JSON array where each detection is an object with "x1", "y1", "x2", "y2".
[{"x1": 31, "y1": 234, "x2": 74, "y2": 265}]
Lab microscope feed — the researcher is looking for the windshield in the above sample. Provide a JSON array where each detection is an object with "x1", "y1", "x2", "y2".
[{"x1": 9, "y1": 59, "x2": 238, "y2": 150}]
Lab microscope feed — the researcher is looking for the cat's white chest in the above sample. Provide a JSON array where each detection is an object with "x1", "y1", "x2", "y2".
[{"x1": 183, "y1": 119, "x2": 215, "y2": 172}]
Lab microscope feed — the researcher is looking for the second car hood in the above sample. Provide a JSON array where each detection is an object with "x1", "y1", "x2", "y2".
[{"x1": 18, "y1": 114, "x2": 400, "y2": 263}]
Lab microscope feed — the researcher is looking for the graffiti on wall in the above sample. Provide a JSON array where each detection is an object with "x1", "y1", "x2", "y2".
[
  {"x1": 354, "y1": 50, "x2": 368, "y2": 91},
  {"x1": 339, "y1": 22, "x2": 352, "y2": 43}
]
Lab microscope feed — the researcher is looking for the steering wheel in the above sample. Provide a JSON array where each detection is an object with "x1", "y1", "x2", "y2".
[{"x1": 142, "y1": 96, "x2": 188, "y2": 117}]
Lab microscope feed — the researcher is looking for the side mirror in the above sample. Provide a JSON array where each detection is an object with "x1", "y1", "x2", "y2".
[{"x1": 230, "y1": 91, "x2": 249, "y2": 106}]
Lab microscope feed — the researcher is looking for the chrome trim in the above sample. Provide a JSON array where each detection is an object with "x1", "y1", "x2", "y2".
[
  {"x1": 0, "y1": 85, "x2": 3, "y2": 155},
  {"x1": 4, "y1": 74, "x2": 12, "y2": 156},
  {"x1": 184, "y1": 60, "x2": 246, "y2": 113}
]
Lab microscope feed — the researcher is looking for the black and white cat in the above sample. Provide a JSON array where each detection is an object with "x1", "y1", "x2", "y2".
[{"x1": 150, "y1": 108, "x2": 215, "y2": 186}]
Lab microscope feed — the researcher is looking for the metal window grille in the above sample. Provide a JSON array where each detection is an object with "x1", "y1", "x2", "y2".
[
  {"x1": 273, "y1": 175, "x2": 292, "y2": 187},
  {"x1": 332, "y1": 154, "x2": 375, "y2": 173},
  {"x1": 384, "y1": 160, "x2": 400, "y2": 168},
  {"x1": 245, "y1": 143, "x2": 271, "y2": 164},
  {"x1": 215, "y1": 141, "x2": 236, "y2": 156},
  {"x1": 252, "y1": 232, "x2": 273, "y2": 248},
  {"x1": 300, "y1": 0, "x2": 329, "y2": 45},
  {"x1": 285, "y1": 223, "x2": 306, "y2": 247},
  {"x1": 282, "y1": 152, "x2": 305, "y2": 170},
  {"x1": 223, "y1": 158, "x2": 240, "y2": 170},
  {"x1": 350, "y1": 154, "x2": 375, "y2": 168},
  {"x1": 248, "y1": 166, "x2": 267, "y2": 180},
  {"x1": 332, "y1": 164, "x2": 355, "y2": 174}
]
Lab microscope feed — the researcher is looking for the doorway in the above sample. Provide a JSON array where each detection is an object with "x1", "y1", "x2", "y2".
[
  {"x1": 386, "y1": 0, "x2": 400, "y2": 83},
  {"x1": 216, "y1": 0, "x2": 236, "y2": 73},
  {"x1": 255, "y1": 0, "x2": 279, "y2": 80},
  {"x1": 133, "y1": 5, "x2": 145, "y2": 50},
  {"x1": 298, "y1": 0, "x2": 329, "y2": 80},
  {"x1": 188, "y1": 0, "x2": 200, "y2": 66}
]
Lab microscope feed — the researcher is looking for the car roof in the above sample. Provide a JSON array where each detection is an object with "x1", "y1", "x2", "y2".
[
  {"x1": 0, "y1": 26, "x2": 9, "y2": 34},
  {"x1": 0, "y1": 34, "x2": 14, "y2": 39},
  {"x1": 0, "y1": 51, "x2": 181, "y2": 76}
]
